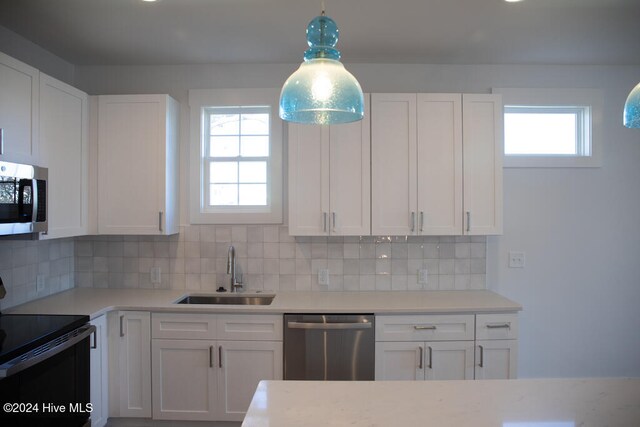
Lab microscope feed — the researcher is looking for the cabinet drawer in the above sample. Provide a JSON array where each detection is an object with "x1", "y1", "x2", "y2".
[
  {"x1": 152, "y1": 313, "x2": 217, "y2": 340},
  {"x1": 476, "y1": 313, "x2": 518, "y2": 340},
  {"x1": 217, "y1": 315, "x2": 283, "y2": 341},
  {"x1": 376, "y1": 315, "x2": 474, "y2": 342}
]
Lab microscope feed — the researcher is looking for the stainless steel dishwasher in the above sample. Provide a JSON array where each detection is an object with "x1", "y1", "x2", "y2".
[{"x1": 284, "y1": 314, "x2": 375, "y2": 380}]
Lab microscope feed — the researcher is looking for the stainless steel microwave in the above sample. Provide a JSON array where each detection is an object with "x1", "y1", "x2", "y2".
[{"x1": 0, "y1": 161, "x2": 48, "y2": 236}]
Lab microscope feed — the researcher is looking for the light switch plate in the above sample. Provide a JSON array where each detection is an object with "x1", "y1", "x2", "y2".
[
  {"x1": 318, "y1": 268, "x2": 329, "y2": 286},
  {"x1": 418, "y1": 268, "x2": 428, "y2": 285},
  {"x1": 509, "y1": 251, "x2": 525, "y2": 268},
  {"x1": 150, "y1": 266, "x2": 162, "y2": 284},
  {"x1": 37, "y1": 275, "x2": 46, "y2": 293}
]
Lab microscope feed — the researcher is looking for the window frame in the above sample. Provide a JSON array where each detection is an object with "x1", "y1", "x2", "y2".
[
  {"x1": 493, "y1": 88, "x2": 603, "y2": 168},
  {"x1": 189, "y1": 88, "x2": 283, "y2": 224}
]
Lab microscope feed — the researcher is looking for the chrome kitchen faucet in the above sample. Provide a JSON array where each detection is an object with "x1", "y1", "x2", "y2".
[{"x1": 227, "y1": 245, "x2": 243, "y2": 292}]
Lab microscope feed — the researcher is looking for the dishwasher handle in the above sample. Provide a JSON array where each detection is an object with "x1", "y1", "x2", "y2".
[{"x1": 287, "y1": 321, "x2": 372, "y2": 330}]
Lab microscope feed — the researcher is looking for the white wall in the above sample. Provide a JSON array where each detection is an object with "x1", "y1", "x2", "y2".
[
  {"x1": 75, "y1": 62, "x2": 640, "y2": 379},
  {"x1": 0, "y1": 25, "x2": 75, "y2": 85}
]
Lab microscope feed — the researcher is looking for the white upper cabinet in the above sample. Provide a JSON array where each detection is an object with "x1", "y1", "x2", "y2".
[
  {"x1": 462, "y1": 94, "x2": 503, "y2": 235},
  {"x1": 372, "y1": 93, "x2": 503, "y2": 236},
  {"x1": 0, "y1": 52, "x2": 39, "y2": 164},
  {"x1": 38, "y1": 73, "x2": 89, "y2": 239},
  {"x1": 97, "y1": 94, "x2": 179, "y2": 235},
  {"x1": 416, "y1": 94, "x2": 463, "y2": 235},
  {"x1": 371, "y1": 93, "x2": 417, "y2": 236},
  {"x1": 289, "y1": 94, "x2": 370, "y2": 236}
]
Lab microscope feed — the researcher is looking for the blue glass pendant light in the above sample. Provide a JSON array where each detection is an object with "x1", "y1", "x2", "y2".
[
  {"x1": 279, "y1": 10, "x2": 364, "y2": 125},
  {"x1": 623, "y1": 82, "x2": 640, "y2": 128}
]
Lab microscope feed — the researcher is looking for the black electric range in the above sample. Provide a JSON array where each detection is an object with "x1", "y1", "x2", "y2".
[
  {"x1": 0, "y1": 313, "x2": 93, "y2": 427},
  {"x1": 0, "y1": 314, "x2": 90, "y2": 367}
]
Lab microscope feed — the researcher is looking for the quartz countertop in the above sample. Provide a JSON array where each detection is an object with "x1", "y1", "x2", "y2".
[
  {"x1": 6, "y1": 288, "x2": 521, "y2": 319},
  {"x1": 242, "y1": 378, "x2": 640, "y2": 427}
]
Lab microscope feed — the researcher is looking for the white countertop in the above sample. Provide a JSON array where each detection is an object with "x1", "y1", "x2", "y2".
[
  {"x1": 6, "y1": 288, "x2": 521, "y2": 319},
  {"x1": 242, "y1": 378, "x2": 640, "y2": 427}
]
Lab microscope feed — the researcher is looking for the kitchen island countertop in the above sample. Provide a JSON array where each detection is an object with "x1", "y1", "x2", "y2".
[
  {"x1": 6, "y1": 288, "x2": 521, "y2": 319},
  {"x1": 242, "y1": 378, "x2": 640, "y2": 427}
]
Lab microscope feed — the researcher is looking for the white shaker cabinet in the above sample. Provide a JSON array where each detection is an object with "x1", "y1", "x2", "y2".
[
  {"x1": 97, "y1": 95, "x2": 179, "y2": 235},
  {"x1": 38, "y1": 73, "x2": 89, "y2": 239},
  {"x1": 288, "y1": 95, "x2": 370, "y2": 236},
  {"x1": 371, "y1": 93, "x2": 417, "y2": 236},
  {"x1": 0, "y1": 52, "x2": 39, "y2": 164},
  {"x1": 89, "y1": 314, "x2": 108, "y2": 427},
  {"x1": 375, "y1": 315, "x2": 475, "y2": 381},
  {"x1": 150, "y1": 313, "x2": 283, "y2": 422},
  {"x1": 371, "y1": 93, "x2": 503, "y2": 236},
  {"x1": 109, "y1": 311, "x2": 152, "y2": 418},
  {"x1": 462, "y1": 94, "x2": 503, "y2": 235},
  {"x1": 474, "y1": 313, "x2": 518, "y2": 379}
]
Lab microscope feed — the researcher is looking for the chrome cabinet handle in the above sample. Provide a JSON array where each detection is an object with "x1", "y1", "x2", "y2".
[
  {"x1": 466, "y1": 211, "x2": 471, "y2": 232},
  {"x1": 119, "y1": 315, "x2": 125, "y2": 337},
  {"x1": 218, "y1": 346, "x2": 223, "y2": 368},
  {"x1": 323, "y1": 212, "x2": 327, "y2": 232},
  {"x1": 478, "y1": 345, "x2": 484, "y2": 367},
  {"x1": 332, "y1": 212, "x2": 336, "y2": 232},
  {"x1": 0, "y1": 128, "x2": 4, "y2": 155},
  {"x1": 418, "y1": 346, "x2": 423, "y2": 370},
  {"x1": 414, "y1": 325, "x2": 436, "y2": 330},
  {"x1": 410, "y1": 212, "x2": 415, "y2": 232},
  {"x1": 420, "y1": 211, "x2": 424, "y2": 232},
  {"x1": 91, "y1": 329, "x2": 98, "y2": 349},
  {"x1": 486, "y1": 323, "x2": 511, "y2": 329},
  {"x1": 209, "y1": 346, "x2": 214, "y2": 368},
  {"x1": 159, "y1": 211, "x2": 163, "y2": 232},
  {"x1": 427, "y1": 346, "x2": 433, "y2": 369}
]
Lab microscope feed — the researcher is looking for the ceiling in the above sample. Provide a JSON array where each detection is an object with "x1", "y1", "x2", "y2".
[{"x1": 0, "y1": 0, "x2": 639, "y2": 66}]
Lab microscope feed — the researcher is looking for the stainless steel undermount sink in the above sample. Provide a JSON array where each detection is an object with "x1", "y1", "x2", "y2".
[{"x1": 175, "y1": 294, "x2": 275, "y2": 306}]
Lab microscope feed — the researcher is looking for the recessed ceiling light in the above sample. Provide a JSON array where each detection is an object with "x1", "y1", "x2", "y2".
[
  {"x1": 141, "y1": 0, "x2": 158, "y2": 2},
  {"x1": 504, "y1": 0, "x2": 524, "y2": 2}
]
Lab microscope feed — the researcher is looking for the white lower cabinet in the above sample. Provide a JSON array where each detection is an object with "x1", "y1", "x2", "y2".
[
  {"x1": 376, "y1": 313, "x2": 518, "y2": 381},
  {"x1": 109, "y1": 311, "x2": 152, "y2": 418},
  {"x1": 90, "y1": 315, "x2": 108, "y2": 427},
  {"x1": 376, "y1": 341, "x2": 474, "y2": 381},
  {"x1": 150, "y1": 313, "x2": 283, "y2": 422}
]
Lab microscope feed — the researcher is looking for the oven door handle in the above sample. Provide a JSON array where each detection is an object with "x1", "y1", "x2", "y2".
[
  {"x1": 287, "y1": 321, "x2": 372, "y2": 330},
  {"x1": 0, "y1": 324, "x2": 96, "y2": 379}
]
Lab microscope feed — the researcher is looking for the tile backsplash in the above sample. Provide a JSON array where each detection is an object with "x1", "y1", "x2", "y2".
[
  {"x1": 74, "y1": 225, "x2": 486, "y2": 293},
  {"x1": 0, "y1": 238, "x2": 74, "y2": 310}
]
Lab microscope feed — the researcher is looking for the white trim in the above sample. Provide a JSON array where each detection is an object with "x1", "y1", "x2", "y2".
[
  {"x1": 189, "y1": 88, "x2": 283, "y2": 224},
  {"x1": 492, "y1": 88, "x2": 603, "y2": 168}
]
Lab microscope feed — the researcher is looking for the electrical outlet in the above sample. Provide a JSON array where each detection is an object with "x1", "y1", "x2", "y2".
[
  {"x1": 318, "y1": 268, "x2": 330, "y2": 286},
  {"x1": 150, "y1": 266, "x2": 162, "y2": 284},
  {"x1": 418, "y1": 268, "x2": 428, "y2": 285},
  {"x1": 37, "y1": 275, "x2": 46, "y2": 293},
  {"x1": 509, "y1": 251, "x2": 525, "y2": 268}
]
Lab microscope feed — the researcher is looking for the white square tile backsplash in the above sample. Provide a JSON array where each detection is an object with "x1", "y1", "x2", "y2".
[{"x1": 73, "y1": 225, "x2": 487, "y2": 293}]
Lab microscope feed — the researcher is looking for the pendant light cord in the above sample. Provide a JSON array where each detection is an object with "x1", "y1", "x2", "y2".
[{"x1": 321, "y1": 0, "x2": 326, "y2": 15}]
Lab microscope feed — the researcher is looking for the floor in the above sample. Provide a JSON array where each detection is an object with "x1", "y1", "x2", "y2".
[{"x1": 106, "y1": 419, "x2": 240, "y2": 427}]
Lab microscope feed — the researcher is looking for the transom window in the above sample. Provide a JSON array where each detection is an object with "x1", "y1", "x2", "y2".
[
  {"x1": 205, "y1": 107, "x2": 270, "y2": 207},
  {"x1": 504, "y1": 106, "x2": 590, "y2": 156}
]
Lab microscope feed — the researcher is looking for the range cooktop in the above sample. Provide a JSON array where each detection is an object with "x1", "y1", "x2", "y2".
[{"x1": 0, "y1": 314, "x2": 89, "y2": 364}]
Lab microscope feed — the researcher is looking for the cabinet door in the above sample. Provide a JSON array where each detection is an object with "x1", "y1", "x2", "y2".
[
  {"x1": 416, "y1": 94, "x2": 463, "y2": 235},
  {"x1": 462, "y1": 94, "x2": 503, "y2": 235},
  {"x1": 217, "y1": 340, "x2": 283, "y2": 421},
  {"x1": 117, "y1": 311, "x2": 151, "y2": 417},
  {"x1": 0, "y1": 52, "x2": 39, "y2": 164},
  {"x1": 424, "y1": 341, "x2": 474, "y2": 381},
  {"x1": 475, "y1": 339, "x2": 517, "y2": 380},
  {"x1": 152, "y1": 339, "x2": 217, "y2": 421},
  {"x1": 329, "y1": 94, "x2": 371, "y2": 236},
  {"x1": 371, "y1": 93, "x2": 417, "y2": 235},
  {"x1": 288, "y1": 123, "x2": 329, "y2": 235},
  {"x1": 39, "y1": 73, "x2": 88, "y2": 239},
  {"x1": 97, "y1": 95, "x2": 166, "y2": 235},
  {"x1": 90, "y1": 315, "x2": 108, "y2": 427},
  {"x1": 375, "y1": 342, "x2": 423, "y2": 381}
]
